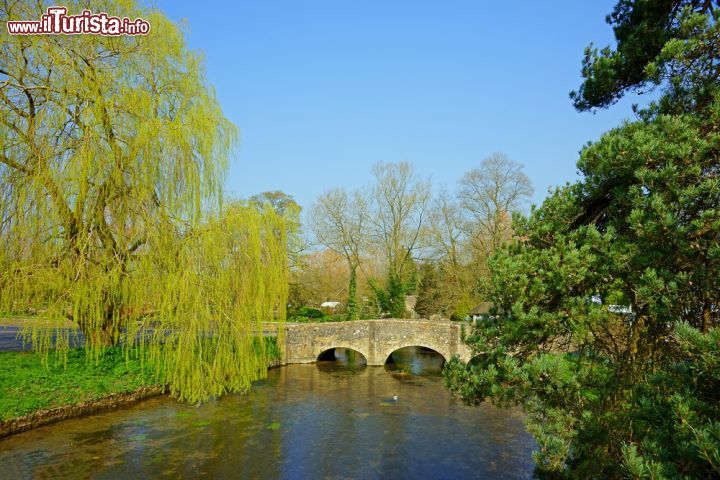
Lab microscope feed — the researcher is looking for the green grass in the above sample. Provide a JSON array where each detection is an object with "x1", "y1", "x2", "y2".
[
  {"x1": 0, "y1": 337, "x2": 281, "y2": 421},
  {"x1": 262, "y1": 336, "x2": 281, "y2": 361},
  {"x1": 0, "y1": 347, "x2": 158, "y2": 421}
]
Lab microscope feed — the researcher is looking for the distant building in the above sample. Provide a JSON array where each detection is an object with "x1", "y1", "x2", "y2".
[
  {"x1": 608, "y1": 304, "x2": 633, "y2": 315},
  {"x1": 591, "y1": 295, "x2": 633, "y2": 316},
  {"x1": 469, "y1": 303, "x2": 493, "y2": 321},
  {"x1": 320, "y1": 301, "x2": 342, "y2": 310},
  {"x1": 405, "y1": 295, "x2": 417, "y2": 319}
]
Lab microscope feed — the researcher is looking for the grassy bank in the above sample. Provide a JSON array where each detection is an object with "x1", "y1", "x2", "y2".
[
  {"x1": 0, "y1": 337, "x2": 280, "y2": 422},
  {"x1": 0, "y1": 347, "x2": 158, "y2": 421}
]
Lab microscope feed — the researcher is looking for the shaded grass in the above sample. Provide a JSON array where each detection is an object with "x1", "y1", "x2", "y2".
[
  {"x1": 262, "y1": 336, "x2": 280, "y2": 360},
  {"x1": 0, "y1": 337, "x2": 279, "y2": 421},
  {"x1": 0, "y1": 347, "x2": 158, "y2": 421}
]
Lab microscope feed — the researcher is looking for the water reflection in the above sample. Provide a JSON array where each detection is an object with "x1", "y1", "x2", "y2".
[
  {"x1": 385, "y1": 346, "x2": 445, "y2": 376},
  {"x1": 317, "y1": 347, "x2": 367, "y2": 366},
  {"x1": 0, "y1": 351, "x2": 536, "y2": 479}
]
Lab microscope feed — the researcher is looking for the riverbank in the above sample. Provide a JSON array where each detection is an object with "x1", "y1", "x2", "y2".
[
  {"x1": 0, "y1": 347, "x2": 162, "y2": 438},
  {"x1": 0, "y1": 385, "x2": 166, "y2": 439},
  {"x1": 0, "y1": 338, "x2": 282, "y2": 439},
  {"x1": 0, "y1": 353, "x2": 537, "y2": 478}
]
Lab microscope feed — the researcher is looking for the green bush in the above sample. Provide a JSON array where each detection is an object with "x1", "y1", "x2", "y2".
[
  {"x1": 297, "y1": 307, "x2": 324, "y2": 319},
  {"x1": 288, "y1": 313, "x2": 352, "y2": 323}
]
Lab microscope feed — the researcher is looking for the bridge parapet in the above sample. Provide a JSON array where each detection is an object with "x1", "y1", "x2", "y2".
[{"x1": 282, "y1": 319, "x2": 472, "y2": 366}]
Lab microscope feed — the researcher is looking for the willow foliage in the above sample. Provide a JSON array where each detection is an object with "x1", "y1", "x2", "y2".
[
  {"x1": 0, "y1": 1, "x2": 287, "y2": 403},
  {"x1": 141, "y1": 204, "x2": 288, "y2": 402}
]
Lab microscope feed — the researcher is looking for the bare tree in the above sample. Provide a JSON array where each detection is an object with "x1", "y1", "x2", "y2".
[
  {"x1": 426, "y1": 189, "x2": 468, "y2": 267},
  {"x1": 249, "y1": 190, "x2": 305, "y2": 268},
  {"x1": 459, "y1": 153, "x2": 533, "y2": 255},
  {"x1": 420, "y1": 189, "x2": 476, "y2": 319},
  {"x1": 310, "y1": 188, "x2": 368, "y2": 319},
  {"x1": 370, "y1": 162, "x2": 431, "y2": 317}
]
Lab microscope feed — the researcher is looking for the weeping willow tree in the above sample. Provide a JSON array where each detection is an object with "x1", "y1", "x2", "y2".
[
  {"x1": 138, "y1": 203, "x2": 288, "y2": 402},
  {"x1": 0, "y1": 1, "x2": 287, "y2": 402}
]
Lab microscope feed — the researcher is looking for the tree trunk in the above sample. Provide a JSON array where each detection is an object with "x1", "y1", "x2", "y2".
[
  {"x1": 387, "y1": 271, "x2": 406, "y2": 318},
  {"x1": 347, "y1": 263, "x2": 359, "y2": 320},
  {"x1": 702, "y1": 299, "x2": 711, "y2": 333},
  {"x1": 77, "y1": 288, "x2": 122, "y2": 348}
]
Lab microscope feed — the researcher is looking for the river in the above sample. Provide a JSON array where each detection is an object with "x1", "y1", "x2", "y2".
[{"x1": 0, "y1": 347, "x2": 536, "y2": 479}]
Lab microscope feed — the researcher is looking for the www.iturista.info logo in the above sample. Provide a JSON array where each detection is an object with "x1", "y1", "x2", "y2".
[{"x1": 6, "y1": 6, "x2": 150, "y2": 36}]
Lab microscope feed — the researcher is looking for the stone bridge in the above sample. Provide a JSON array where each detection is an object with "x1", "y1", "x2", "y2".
[{"x1": 280, "y1": 319, "x2": 472, "y2": 366}]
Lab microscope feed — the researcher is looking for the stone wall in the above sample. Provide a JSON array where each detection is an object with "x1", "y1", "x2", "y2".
[
  {"x1": 283, "y1": 319, "x2": 472, "y2": 366},
  {"x1": 0, "y1": 386, "x2": 165, "y2": 439}
]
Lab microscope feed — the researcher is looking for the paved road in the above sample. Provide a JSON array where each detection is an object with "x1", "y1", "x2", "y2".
[
  {"x1": 0, "y1": 323, "x2": 287, "y2": 352},
  {"x1": 0, "y1": 326, "x2": 24, "y2": 351},
  {"x1": 0, "y1": 326, "x2": 33, "y2": 351},
  {"x1": 0, "y1": 326, "x2": 86, "y2": 352}
]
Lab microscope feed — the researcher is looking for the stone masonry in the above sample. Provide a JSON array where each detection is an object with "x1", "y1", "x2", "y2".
[{"x1": 281, "y1": 319, "x2": 473, "y2": 366}]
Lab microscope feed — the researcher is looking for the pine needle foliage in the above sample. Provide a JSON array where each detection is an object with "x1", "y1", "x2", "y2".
[{"x1": 446, "y1": 3, "x2": 720, "y2": 477}]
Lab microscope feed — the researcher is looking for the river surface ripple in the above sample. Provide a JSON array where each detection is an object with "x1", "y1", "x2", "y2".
[{"x1": 0, "y1": 348, "x2": 536, "y2": 479}]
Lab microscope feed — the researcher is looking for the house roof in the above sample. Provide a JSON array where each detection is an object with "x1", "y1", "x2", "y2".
[
  {"x1": 320, "y1": 301, "x2": 342, "y2": 308},
  {"x1": 470, "y1": 302, "x2": 492, "y2": 315}
]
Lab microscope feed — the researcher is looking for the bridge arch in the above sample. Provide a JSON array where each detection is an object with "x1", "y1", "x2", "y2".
[
  {"x1": 382, "y1": 345, "x2": 449, "y2": 365},
  {"x1": 468, "y1": 354, "x2": 486, "y2": 367},
  {"x1": 317, "y1": 347, "x2": 368, "y2": 364},
  {"x1": 282, "y1": 319, "x2": 472, "y2": 366}
]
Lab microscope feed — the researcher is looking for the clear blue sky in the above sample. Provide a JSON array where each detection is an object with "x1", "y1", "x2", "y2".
[{"x1": 154, "y1": 0, "x2": 645, "y2": 211}]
